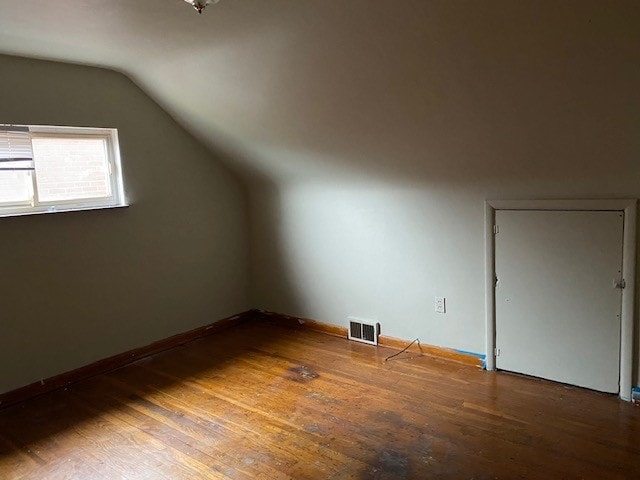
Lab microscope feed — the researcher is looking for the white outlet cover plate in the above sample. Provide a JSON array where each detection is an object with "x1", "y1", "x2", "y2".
[{"x1": 435, "y1": 297, "x2": 446, "y2": 314}]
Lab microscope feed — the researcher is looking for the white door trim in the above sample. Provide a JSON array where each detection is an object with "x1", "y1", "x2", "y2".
[{"x1": 485, "y1": 199, "x2": 637, "y2": 401}]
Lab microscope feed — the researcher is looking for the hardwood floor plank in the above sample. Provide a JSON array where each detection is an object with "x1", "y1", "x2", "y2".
[
  {"x1": 0, "y1": 319, "x2": 638, "y2": 479},
  {"x1": 0, "y1": 434, "x2": 42, "y2": 480},
  {"x1": 94, "y1": 365, "x2": 353, "y2": 479},
  {"x1": 77, "y1": 382, "x2": 299, "y2": 479},
  {"x1": 129, "y1": 367, "x2": 368, "y2": 478}
]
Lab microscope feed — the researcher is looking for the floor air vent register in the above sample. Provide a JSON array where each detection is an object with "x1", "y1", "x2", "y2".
[{"x1": 348, "y1": 317, "x2": 379, "y2": 345}]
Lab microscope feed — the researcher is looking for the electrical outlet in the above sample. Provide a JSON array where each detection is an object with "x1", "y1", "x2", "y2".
[{"x1": 435, "y1": 297, "x2": 446, "y2": 314}]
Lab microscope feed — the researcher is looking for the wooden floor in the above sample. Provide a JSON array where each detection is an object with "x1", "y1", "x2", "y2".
[{"x1": 0, "y1": 320, "x2": 638, "y2": 479}]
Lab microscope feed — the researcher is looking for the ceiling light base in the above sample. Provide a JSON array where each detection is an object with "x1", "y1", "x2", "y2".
[{"x1": 184, "y1": 0, "x2": 219, "y2": 15}]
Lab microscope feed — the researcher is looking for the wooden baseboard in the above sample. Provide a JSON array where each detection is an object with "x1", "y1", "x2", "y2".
[
  {"x1": 0, "y1": 310, "x2": 255, "y2": 409},
  {"x1": 256, "y1": 310, "x2": 349, "y2": 337},
  {"x1": 256, "y1": 310, "x2": 485, "y2": 368}
]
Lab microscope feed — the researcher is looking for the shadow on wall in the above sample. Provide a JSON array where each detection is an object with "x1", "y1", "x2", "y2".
[
  {"x1": 249, "y1": 178, "x2": 307, "y2": 317},
  {"x1": 153, "y1": 0, "x2": 640, "y2": 191}
]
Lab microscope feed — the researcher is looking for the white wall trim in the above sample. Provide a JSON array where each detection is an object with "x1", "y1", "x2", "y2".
[{"x1": 485, "y1": 199, "x2": 637, "y2": 401}]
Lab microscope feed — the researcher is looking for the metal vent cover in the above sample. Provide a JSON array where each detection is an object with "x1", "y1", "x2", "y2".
[{"x1": 347, "y1": 317, "x2": 379, "y2": 345}]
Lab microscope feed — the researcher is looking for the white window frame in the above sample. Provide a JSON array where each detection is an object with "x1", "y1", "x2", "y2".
[{"x1": 0, "y1": 125, "x2": 127, "y2": 217}]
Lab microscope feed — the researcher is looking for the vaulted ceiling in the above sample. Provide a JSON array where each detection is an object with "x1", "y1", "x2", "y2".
[{"x1": 1, "y1": 1, "x2": 638, "y2": 184}]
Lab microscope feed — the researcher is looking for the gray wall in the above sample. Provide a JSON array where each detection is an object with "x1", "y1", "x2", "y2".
[
  {"x1": 248, "y1": 2, "x2": 640, "y2": 387},
  {"x1": 0, "y1": 55, "x2": 250, "y2": 394}
]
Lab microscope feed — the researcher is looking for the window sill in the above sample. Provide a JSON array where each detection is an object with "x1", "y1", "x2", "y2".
[{"x1": 0, "y1": 203, "x2": 129, "y2": 218}]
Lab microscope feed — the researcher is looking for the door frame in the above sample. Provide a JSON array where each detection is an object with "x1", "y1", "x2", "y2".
[{"x1": 485, "y1": 199, "x2": 637, "y2": 401}]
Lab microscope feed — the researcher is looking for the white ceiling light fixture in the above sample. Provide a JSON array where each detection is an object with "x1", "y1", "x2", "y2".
[{"x1": 184, "y1": 0, "x2": 220, "y2": 15}]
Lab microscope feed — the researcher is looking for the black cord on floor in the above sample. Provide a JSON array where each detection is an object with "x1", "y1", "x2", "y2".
[{"x1": 385, "y1": 338, "x2": 420, "y2": 361}]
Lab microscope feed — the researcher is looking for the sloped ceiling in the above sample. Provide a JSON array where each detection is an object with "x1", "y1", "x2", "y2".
[{"x1": 0, "y1": 1, "x2": 638, "y2": 183}]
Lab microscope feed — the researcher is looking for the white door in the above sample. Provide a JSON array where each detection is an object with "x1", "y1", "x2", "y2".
[{"x1": 495, "y1": 210, "x2": 623, "y2": 393}]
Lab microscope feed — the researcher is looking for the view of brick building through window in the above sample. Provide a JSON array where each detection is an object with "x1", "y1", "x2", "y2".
[{"x1": 31, "y1": 137, "x2": 111, "y2": 202}]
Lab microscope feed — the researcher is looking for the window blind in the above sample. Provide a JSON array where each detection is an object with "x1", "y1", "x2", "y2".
[{"x1": 0, "y1": 125, "x2": 34, "y2": 171}]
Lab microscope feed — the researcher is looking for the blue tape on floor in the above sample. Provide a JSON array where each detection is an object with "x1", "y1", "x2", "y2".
[
  {"x1": 453, "y1": 349, "x2": 487, "y2": 369},
  {"x1": 454, "y1": 349, "x2": 486, "y2": 360}
]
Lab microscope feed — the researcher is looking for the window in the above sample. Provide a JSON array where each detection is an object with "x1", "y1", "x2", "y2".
[{"x1": 0, "y1": 125, "x2": 126, "y2": 217}]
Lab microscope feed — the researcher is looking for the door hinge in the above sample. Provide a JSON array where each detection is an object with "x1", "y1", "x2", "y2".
[
  {"x1": 493, "y1": 225, "x2": 499, "y2": 234},
  {"x1": 494, "y1": 347, "x2": 501, "y2": 357},
  {"x1": 614, "y1": 278, "x2": 626, "y2": 289}
]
